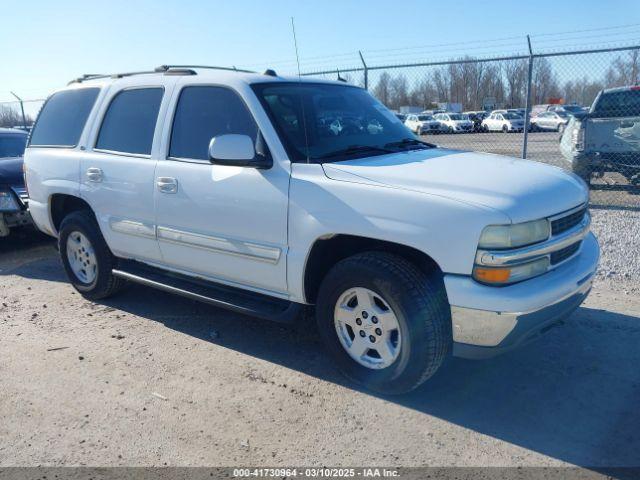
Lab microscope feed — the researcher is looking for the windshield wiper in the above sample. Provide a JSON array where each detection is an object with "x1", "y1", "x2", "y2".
[
  {"x1": 384, "y1": 138, "x2": 437, "y2": 150},
  {"x1": 322, "y1": 144, "x2": 396, "y2": 159}
]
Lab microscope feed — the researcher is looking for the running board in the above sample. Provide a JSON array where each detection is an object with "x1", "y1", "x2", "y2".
[{"x1": 112, "y1": 260, "x2": 302, "y2": 324}]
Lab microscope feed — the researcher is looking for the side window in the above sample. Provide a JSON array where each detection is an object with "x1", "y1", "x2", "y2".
[
  {"x1": 29, "y1": 88, "x2": 100, "y2": 147},
  {"x1": 170, "y1": 86, "x2": 258, "y2": 161},
  {"x1": 96, "y1": 88, "x2": 163, "y2": 155}
]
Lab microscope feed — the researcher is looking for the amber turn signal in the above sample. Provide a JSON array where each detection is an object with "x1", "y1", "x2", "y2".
[{"x1": 473, "y1": 267, "x2": 511, "y2": 284}]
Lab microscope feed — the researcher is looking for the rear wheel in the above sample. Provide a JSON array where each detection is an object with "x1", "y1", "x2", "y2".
[
  {"x1": 59, "y1": 210, "x2": 126, "y2": 300},
  {"x1": 315, "y1": 252, "x2": 451, "y2": 395},
  {"x1": 502, "y1": 124, "x2": 509, "y2": 133}
]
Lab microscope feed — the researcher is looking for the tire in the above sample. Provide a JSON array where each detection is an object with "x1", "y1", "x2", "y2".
[
  {"x1": 502, "y1": 124, "x2": 509, "y2": 133},
  {"x1": 315, "y1": 252, "x2": 451, "y2": 395},
  {"x1": 58, "y1": 210, "x2": 126, "y2": 300}
]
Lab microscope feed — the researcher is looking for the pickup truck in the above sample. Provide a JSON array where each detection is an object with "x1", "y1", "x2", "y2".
[
  {"x1": 24, "y1": 66, "x2": 599, "y2": 394},
  {"x1": 561, "y1": 85, "x2": 640, "y2": 185},
  {"x1": 0, "y1": 128, "x2": 32, "y2": 236}
]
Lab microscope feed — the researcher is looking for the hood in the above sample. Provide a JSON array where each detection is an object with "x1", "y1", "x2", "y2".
[
  {"x1": 0, "y1": 156, "x2": 25, "y2": 187},
  {"x1": 322, "y1": 148, "x2": 588, "y2": 223}
]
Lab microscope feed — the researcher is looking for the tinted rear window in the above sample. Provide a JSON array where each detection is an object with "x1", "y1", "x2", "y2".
[
  {"x1": 29, "y1": 88, "x2": 100, "y2": 147},
  {"x1": 593, "y1": 89, "x2": 640, "y2": 118},
  {"x1": 96, "y1": 88, "x2": 164, "y2": 155},
  {"x1": 0, "y1": 134, "x2": 28, "y2": 158}
]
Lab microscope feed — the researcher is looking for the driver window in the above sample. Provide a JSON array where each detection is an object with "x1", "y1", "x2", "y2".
[{"x1": 169, "y1": 86, "x2": 258, "y2": 161}]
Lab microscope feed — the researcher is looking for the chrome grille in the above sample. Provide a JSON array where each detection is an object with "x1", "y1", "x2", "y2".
[
  {"x1": 551, "y1": 207, "x2": 586, "y2": 236},
  {"x1": 550, "y1": 241, "x2": 581, "y2": 265}
]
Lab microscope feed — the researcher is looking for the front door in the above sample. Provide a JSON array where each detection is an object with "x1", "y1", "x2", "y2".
[{"x1": 154, "y1": 84, "x2": 290, "y2": 294}]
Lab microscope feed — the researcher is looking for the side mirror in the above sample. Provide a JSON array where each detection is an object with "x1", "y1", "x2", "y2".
[{"x1": 208, "y1": 134, "x2": 272, "y2": 169}]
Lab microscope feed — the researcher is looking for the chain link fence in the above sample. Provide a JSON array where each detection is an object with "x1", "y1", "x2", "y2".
[
  {"x1": 0, "y1": 98, "x2": 44, "y2": 132},
  {"x1": 302, "y1": 45, "x2": 640, "y2": 209},
  {"x1": 2, "y1": 46, "x2": 639, "y2": 208}
]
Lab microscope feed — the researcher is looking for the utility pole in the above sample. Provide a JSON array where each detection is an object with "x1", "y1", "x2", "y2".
[
  {"x1": 10, "y1": 91, "x2": 27, "y2": 130},
  {"x1": 522, "y1": 36, "x2": 534, "y2": 159}
]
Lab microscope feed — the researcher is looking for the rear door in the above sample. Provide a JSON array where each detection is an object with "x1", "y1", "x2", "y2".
[
  {"x1": 81, "y1": 78, "x2": 175, "y2": 262},
  {"x1": 153, "y1": 82, "x2": 290, "y2": 294}
]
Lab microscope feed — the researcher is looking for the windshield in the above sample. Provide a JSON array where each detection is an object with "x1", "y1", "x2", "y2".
[
  {"x1": 252, "y1": 82, "x2": 421, "y2": 162},
  {"x1": 448, "y1": 114, "x2": 466, "y2": 120},
  {"x1": 418, "y1": 115, "x2": 433, "y2": 121},
  {"x1": 561, "y1": 105, "x2": 582, "y2": 113},
  {"x1": 503, "y1": 113, "x2": 522, "y2": 120},
  {"x1": 0, "y1": 134, "x2": 27, "y2": 158}
]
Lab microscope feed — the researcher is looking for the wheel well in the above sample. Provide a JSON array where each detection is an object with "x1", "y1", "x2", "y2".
[
  {"x1": 304, "y1": 234, "x2": 442, "y2": 304},
  {"x1": 50, "y1": 194, "x2": 93, "y2": 234}
]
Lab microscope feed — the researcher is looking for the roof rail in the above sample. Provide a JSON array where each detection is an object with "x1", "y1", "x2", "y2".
[
  {"x1": 68, "y1": 70, "x2": 159, "y2": 85},
  {"x1": 154, "y1": 65, "x2": 255, "y2": 74},
  {"x1": 68, "y1": 65, "x2": 255, "y2": 85}
]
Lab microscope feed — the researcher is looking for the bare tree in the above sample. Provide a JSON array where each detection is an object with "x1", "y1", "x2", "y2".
[
  {"x1": 531, "y1": 57, "x2": 560, "y2": 104},
  {"x1": 503, "y1": 59, "x2": 528, "y2": 108},
  {"x1": 389, "y1": 74, "x2": 410, "y2": 110},
  {"x1": 605, "y1": 49, "x2": 640, "y2": 87},
  {"x1": 373, "y1": 72, "x2": 392, "y2": 107}
]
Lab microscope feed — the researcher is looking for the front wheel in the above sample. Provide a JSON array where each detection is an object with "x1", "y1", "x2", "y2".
[
  {"x1": 502, "y1": 124, "x2": 509, "y2": 133},
  {"x1": 315, "y1": 252, "x2": 451, "y2": 395},
  {"x1": 59, "y1": 210, "x2": 126, "y2": 300}
]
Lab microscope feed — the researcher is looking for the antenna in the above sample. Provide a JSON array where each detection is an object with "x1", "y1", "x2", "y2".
[{"x1": 291, "y1": 17, "x2": 310, "y2": 163}]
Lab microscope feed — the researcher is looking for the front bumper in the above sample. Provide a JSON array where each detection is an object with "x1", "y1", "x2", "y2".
[
  {"x1": 0, "y1": 186, "x2": 33, "y2": 236},
  {"x1": 445, "y1": 232, "x2": 599, "y2": 359}
]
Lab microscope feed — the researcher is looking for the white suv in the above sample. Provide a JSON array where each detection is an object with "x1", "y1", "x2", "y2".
[{"x1": 24, "y1": 66, "x2": 599, "y2": 394}]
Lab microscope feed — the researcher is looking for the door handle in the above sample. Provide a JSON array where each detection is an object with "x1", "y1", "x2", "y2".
[
  {"x1": 86, "y1": 167, "x2": 103, "y2": 183},
  {"x1": 157, "y1": 177, "x2": 178, "y2": 194}
]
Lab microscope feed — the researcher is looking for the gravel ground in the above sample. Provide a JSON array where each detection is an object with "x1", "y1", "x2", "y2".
[
  {"x1": 590, "y1": 208, "x2": 640, "y2": 293},
  {"x1": 0, "y1": 214, "x2": 638, "y2": 468}
]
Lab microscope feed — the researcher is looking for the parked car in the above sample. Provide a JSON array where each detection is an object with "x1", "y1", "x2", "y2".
[
  {"x1": 561, "y1": 85, "x2": 640, "y2": 185},
  {"x1": 433, "y1": 113, "x2": 474, "y2": 133},
  {"x1": 481, "y1": 112, "x2": 525, "y2": 132},
  {"x1": 395, "y1": 113, "x2": 407, "y2": 123},
  {"x1": 404, "y1": 114, "x2": 444, "y2": 135},
  {"x1": 0, "y1": 128, "x2": 32, "y2": 237},
  {"x1": 25, "y1": 67, "x2": 598, "y2": 394},
  {"x1": 464, "y1": 111, "x2": 488, "y2": 132},
  {"x1": 548, "y1": 104, "x2": 584, "y2": 115},
  {"x1": 531, "y1": 111, "x2": 570, "y2": 132}
]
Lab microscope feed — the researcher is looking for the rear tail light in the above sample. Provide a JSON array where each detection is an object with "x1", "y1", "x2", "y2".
[{"x1": 571, "y1": 123, "x2": 585, "y2": 152}]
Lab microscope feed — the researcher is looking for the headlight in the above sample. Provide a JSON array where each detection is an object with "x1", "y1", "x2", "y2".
[
  {"x1": 478, "y1": 219, "x2": 550, "y2": 249},
  {"x1": 0, "y1": 191, "x2": 20, "y2": 212},
  {"x1": 473, "y1": 257, "x2": 549, "y2": 285}
]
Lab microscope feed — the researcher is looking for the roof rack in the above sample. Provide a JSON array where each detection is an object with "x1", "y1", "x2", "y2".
[
  {"x1": 68, "y1": 70, "x2": 159, "y2": 85},
  {"x1": 154, "y1": 65, "x2": 256, "y2": 74},
  {"x1": 68, "y1": 65, "x2": 255, "y2": 85}
]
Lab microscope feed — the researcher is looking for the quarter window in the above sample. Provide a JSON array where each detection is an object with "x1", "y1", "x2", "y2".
[
  {"x1": 96, "y1": 88, "x2": 163, "y2": 155},
  {"x1": 169, "y1": 86, "x2": 258, "y2": 160},
  {"x1": 29, "y1": 88, "x2": 100, "y2": 147}
]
